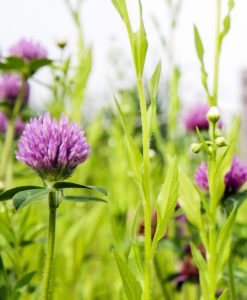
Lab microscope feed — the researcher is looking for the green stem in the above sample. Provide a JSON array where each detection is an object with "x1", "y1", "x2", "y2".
[
  {"x1": 137, "y1": 78, "x2": 152, "y2": 300},
  {"x1": 228, "y1": 250, "x2": 236, "y2": 300},
  {"x1": 213, "y1": 0, "x2": 221, "y2": 106},
  {"x1": 208, "y1": 216, "x2": 216, "y2": 300},
  {"x1": 154, "y1": 257, "x2": 172, "y2": 300},
  {"x1": 42, "y1": 192, "x2": 57, "y2": 300}
]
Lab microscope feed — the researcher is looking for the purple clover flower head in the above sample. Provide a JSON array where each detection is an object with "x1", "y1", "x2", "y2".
[
  {"x1": 184, "y1": 102, "x2": 209, "y2": 132},
  {"x1": 195, "y1": 157, "x2": 247, "y2": 195},
  {"x1": 0, "y1": 112, "x2": 7, "y2": 134},
  {"x1": 184, "y1": 102, "x2": 223, "y2": 132},
  {"x1": 194, "y1": 162, "x2": 209, "y2": 192},
  {"x1": 9, "y1": 39, "x2": 47, "y2": 61},
  {"x1": 224, "y1": 156, "x2": 247, "y2": 194},
  {"x1": 16, "y1": 113, "x2": 90, "y2": 182},
  {"x1": 0, "y1": 74, "x2": 30, "y2": 105}
]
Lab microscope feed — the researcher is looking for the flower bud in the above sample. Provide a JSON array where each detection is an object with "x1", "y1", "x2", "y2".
[
  {"x1": 190, "y1": 143, "x2": 202, "y2": 154},
  {"x1": 215, "y1": 136, "x2": 226, "y2": 147},
  {"x1": 207, "y1": 106, "x2": 220, "y2": 123},
  {"x1": 56, "y1": 39, "x2": 67, "y2": 49}
]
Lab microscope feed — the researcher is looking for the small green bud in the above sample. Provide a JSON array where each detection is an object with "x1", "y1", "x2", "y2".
[
  {"x1": 56, "y1": 38, "x2": 67, "y2": 49},
  {"x1": 190, "y1": 143, "x2": 202, "y2": 154},
  {"x1": 215, "y1": 136, "x2": 227, "y2": 147},
  {"x1": 207, "y1": 106, "x2": 220, "y2": 123}
]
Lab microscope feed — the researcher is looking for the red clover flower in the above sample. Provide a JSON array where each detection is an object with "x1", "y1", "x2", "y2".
[
  {"x1": 16, "y1": 113, "x2": 90, "y2": 182},
  {"x1": 9, "y1": 38, "x2": 47, "y2": 61},
  {"x1": 195, "y1": 157, "x2": 247, "y2": 194},
  {"x1": 184, "y1": 102, "x2": 223, "y2": 132}
]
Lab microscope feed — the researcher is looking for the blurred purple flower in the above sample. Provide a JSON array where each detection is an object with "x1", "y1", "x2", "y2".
[
  {"x1": 194, "y1": 162, "x2": 209, "y2": 191},
  {"x1": 195, "y1": 157, "x2": 247, "y2": 194},
  {"x1": 174, "y1": 244, "x2": 205, "y2": 290},
  {"x1": 0, "y1": 74, "x2": 29, "y2": 105},
  {"x1": 0, "y1": 112, "x2": 26, "y2": 139},
  {"x1": 15, "y1": 117, "x2": 26, "y2": 138},
  {"x1": 16, "y1": 113, "x2": 90, "y2": 182},
  {"x1": 224, "y1": 157, "x2": 247, "y2": 194},
  {"x1": 0, "y1": 112, "x2": 7, "y2": 134},
  {"x1": 9, "y1": 39, "x2": 47, "y2": 61},
  {"x1": 184, "y1": 102, "x2": 223, "y2": 132}
]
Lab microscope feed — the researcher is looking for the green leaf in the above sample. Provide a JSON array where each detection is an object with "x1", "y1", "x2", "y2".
[
  {"x1": 168, "y1": 67, "x2": 181, "y2": 135},
  {"x1": 13, "y1": 188, "x2": 52, "y2": 211},
  {"x1": 218, "y1": 289, "x2": 229, "y2": 300},
  {"x1": 64, "y1": 195, "x2": 107, "y2": 203},
  {"x1": 223, "y1": 190, "x2": 247, "y2": 214},
  {"x1": 148, "y1": 61, "x2": 161, "y2": 101},
  {"x1": 219, "y1": 0, "x2": 235, "y2": 50},
  {"x1": 190, "y1": 242, "x2": 207, "y2": 272},
  {"x1": 152, "y1": 157, "x2": 178, "y2": 255},
  {"x1": 14, "y1": 271, "x2": 36, "y2": 290},
  {"x1": 0, "y1": 186, "x2": 43, "y2": 201},
  {"x1": 111, "y1": 0, "x2": 123, "y2": 18},
  {"x1": 194, "y1": 25, "x2": 204, "y2": 62},
  {"x1": 179, "y1": 167, "x2": 201, "y2": 228},
  {"x1": 216, "y1": 209, "x2": 237, "y2": 277},
  {"x1": 212, "y1": 118, "x2": 239, "y2": 206},
  {"x1": 190, "y1": 243, "x2": 209, "y2": 299},
  {"x1": 130, "y1": 202, "x2": 141, "y2": 242},
  {"x1": 194, "y1": 25, "x2": 212, "y2": 103},
  {"x1": 147, "y1": 61, "x2": 161, "y2": 137},
  {"x1": 53, "y1": 182, "x2": 107, "y2": 196},
  {"x1": 115, "y1": 97, "x2": 142, "y2": 183},
  {"x1": 29, "y1": 58, "x2": 52, "y2": 73},
  {"x1": 6, "y1": 56, "x2": 25, "y2": 69},
  {"x1": 0, "y1": 255, "x2": 9, "y2": 300},
  {"x1": 132, "y1": 0, "x2": 148, "y2": 77},
  {"x1": 114, "y1": 251, "x2": 142, "y2": 300}
]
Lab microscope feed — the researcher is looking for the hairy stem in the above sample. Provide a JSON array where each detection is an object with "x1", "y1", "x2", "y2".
[{"x1": 42, "y1": 192, "x2": 57, "y2": 300}]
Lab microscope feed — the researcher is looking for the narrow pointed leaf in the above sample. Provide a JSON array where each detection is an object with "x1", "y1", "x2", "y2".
[
  {"x1": 216, "y1": 208, "x2": 237, "y2": 275},
  {"x1": 218, "y1": 289, "x2": 229, "y2": 300},
  {"x1": 14, "y1": 271, "x2": 36, "y2": 290},
  {"x1": 64, "y1": 195, "x2": 107, "y2": 203},
  {"x1": 0, "y1": 186, "x2": 43, "y2": 201},
  {"x1": 152, "y1": 157, "x2": 178, "y2": 254},
  {"x1": 53, "y1": 182, "x2": 107, "y2": 196},
  {"x1": 0, "y1": 255, "x2": 8, "y2": 299},
  {"x1": 179, "y1": 167, "x2": 201, "y2": 228},
  {"x1": 148, "y1": 61, "x2": 161, "y2": 100},
  {"x1": 114, "y1": 251, "x2": 142, "y2": 300}
]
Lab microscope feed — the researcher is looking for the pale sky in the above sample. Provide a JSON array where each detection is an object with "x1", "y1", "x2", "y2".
[{"x1": 0, "y1": 0, "x2": 247, "y2": 116}]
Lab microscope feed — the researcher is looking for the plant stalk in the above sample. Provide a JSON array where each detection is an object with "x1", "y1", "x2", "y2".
[
  {"x1": 228, "y1": 248, "x2": 236, "y2": 300},
  {"x1": 137, "y1": 78, "x2": 152, "y2": 300},
  {"x1": 42, "y1": 191, "x2": 57, "y2": 300},
  {"x1": 213, "y1": 0, "x2": 221, "y2": 106}
]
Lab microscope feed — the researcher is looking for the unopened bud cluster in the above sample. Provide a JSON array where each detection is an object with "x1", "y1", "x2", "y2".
[{"x1": 190, "y1": 106, "x2": 227, "y2": 154}]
